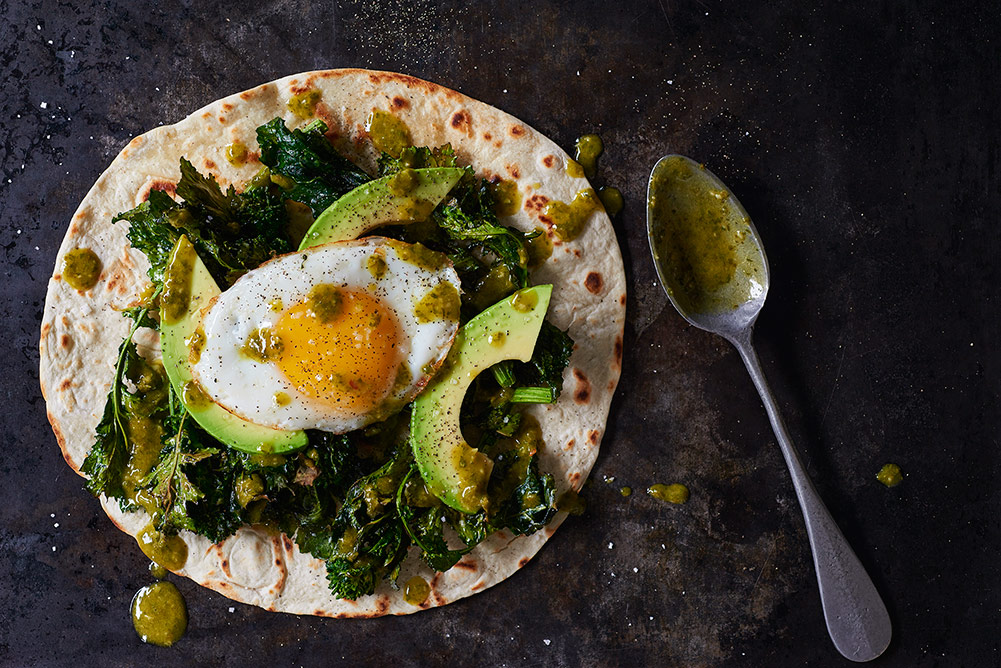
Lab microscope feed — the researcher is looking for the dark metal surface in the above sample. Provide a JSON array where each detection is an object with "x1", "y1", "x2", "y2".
[{"x1": 2, "y1": 1, "x2": 998, "y2": 666}]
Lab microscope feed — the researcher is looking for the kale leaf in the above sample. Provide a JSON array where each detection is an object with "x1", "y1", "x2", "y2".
[
  {"x1": 515, "y1": 321, "x2": 574, "y2": 398},
  {"x1": 256, "y1": 118, "x2": 371, "y2": 217},
  {"x1": 115, "y1": 189, "x2": 180, "y2": 285}
]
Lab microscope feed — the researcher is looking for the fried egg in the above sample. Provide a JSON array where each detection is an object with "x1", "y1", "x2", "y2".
[{"x1": 191, "y1": 237, "x2": 460, "y2": 433}]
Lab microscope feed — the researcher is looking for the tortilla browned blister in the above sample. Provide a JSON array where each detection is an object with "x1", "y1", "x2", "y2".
[{"x1": 39, "y1": 69, "x2": 626, "y2": 617}]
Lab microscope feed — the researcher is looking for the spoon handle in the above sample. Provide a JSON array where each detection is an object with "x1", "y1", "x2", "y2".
[{"x1": 729, "y1": 333, "x2": 892, "y2": 662}]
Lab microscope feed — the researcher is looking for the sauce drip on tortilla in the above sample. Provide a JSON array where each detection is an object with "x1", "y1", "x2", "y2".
[
  {"x1": 543, "y1": 188, "x2": 600, "y2": 241},
  {"x1": 647, "y1": 483, "x2": 689, "y2": 504},
  {"x1": 403, "y1": 576, "x2": 431, "y2": 606},
  {"x1": 131, "y1": 581, "x2": 187, "y2": 647},
  {"x1": 572, "y1": 134, "x2": 603, "y2": 179},
  {"x1": 367, "y1": 110, "x2": 412, "y2": 158},
  {"x1": 647, "y1": 156, "x2": 764, "y2": 314},
  {"x1": 556, "y1": 489, "x2": 586, "y2": 515},
  {"x1": 225, "y1": 141, "x2": 248, "y2": 167},
  {"x1": 287, "y1": 89, "x2": 321, "y2": 119},
  {"x1": 61, "y1": 248, "x2": 101, "y2": 291},
  {"x1": 137, "y1": 524, "x2": 188, "y2": 570}
]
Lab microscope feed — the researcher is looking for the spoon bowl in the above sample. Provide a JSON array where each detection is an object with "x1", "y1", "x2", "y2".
[{"x1": 647, "y1": 154, "x2": 892, "y2": 662}]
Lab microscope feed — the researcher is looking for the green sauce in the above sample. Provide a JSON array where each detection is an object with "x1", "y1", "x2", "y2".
[
  {"x1": 415, "y1": 282, "x2": 460, "y2": 323},
  {"x1": 488, "y1": 331, "x2": 506, "y2": 347},
  {"x1": 306, "y1": 284, "x2": 344, "y2": 323},
  {"x1": 620, "y1": 486, "x2": 632, "y2": 497},
  {"x1": 647, "y1": 156, "x2": 764, "y2": 314},
  {"x1": 148, "y1": 562, "x2": 168, "y2": 579},
  {"x1": 387, "y1": 168, "x2": 419, "y2": 196},
  {"x1": 185, "y1": 327, "x2": 206, "y2": 365},
  {"x1": 573, "y1": 134, "x2": 604, "y2": 179},
  {"x1": 225, "y1": 141, "x2": 248, "y2": 167},
  {"x1": 137, "y1": 524, "x2": 188, "y2": 571},
  {"x1": 396, "y1": 197, "x2": 435, "y2": 222},
  {"x1": 877, "y1": 463, "x2": 903, "y2": 487},
  {"x1": 287, "y1": 89, "x2": 321, "y2": 119},
  {"x1": 557, "y1": 489, "x2": 586, "y2": 515},
  {"x1": 273, "y1": 391, "x2": 291, "y2": 407},
  {"x1": 161, "y1": 237, "x2": 197, "y2": 325},
  {"x1": 62, "y1": 248, "x2": 102, "y2": 291},
  {"x1": 386, "y1": 240, "x2": 447, "y2": 271},
  {"x1": 598, "y1": 186, "x2": 624, "y2": 217},
  {"x1": 404, "y1": 576, "x2": 431, "y2": 606},
  {"x1": 367, "y1": 109, "x2": 411, "y2": 158},
  {"x1": 647, "y1": 483, "x2": 690, "y2": 504},
  {"x1": 240, "y1": 327, "x2": 285, "y2": 362},
  {"x1": 249, "y1": 453, "x2": 286, "y2": 467},
  {"x1": 490, "y1": 179, "x2": 522, "y2": 216},
  {"x1": 181, "y1": 379, "x2": 211, "y2": 409},
  {"x1": 450, "y1": 443, "x2": 492, "y2": 512},
  {"x1": 470, "y1": 264, "x2": 515, "y2": 311},
  {"x1": 510, "y1": 289, "x2": 538, "y2": 313},
  {"x1": 543, "y1": 188, "x2": 600, "y2": 241},
  {"x1": 234, "y1": 473, "x2": 265, "y2": 507},
  {"x1": 525, "y1": 228, "x2": 553, "y2": 268},
  {"x1": 367, "y1": 253, "x2": 388, "y2": 279},
  {"x1": 131, "y1": 581, "x2": 187, "y2": 647}
]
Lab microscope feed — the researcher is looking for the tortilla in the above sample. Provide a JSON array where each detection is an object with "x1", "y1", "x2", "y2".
[{"x1": 39, "y1": 69, "x2": 626, "y2": 617}]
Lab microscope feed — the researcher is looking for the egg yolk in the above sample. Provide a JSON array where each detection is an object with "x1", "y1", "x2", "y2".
[{"x1": 273, "y1": 288, "x2": 402, "y2": 414}]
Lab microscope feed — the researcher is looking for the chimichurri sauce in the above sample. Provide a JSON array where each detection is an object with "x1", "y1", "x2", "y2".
[
  {"x1": 131, "y1": 581, "x2": 187, "y2": 647},
  {"x1": 647, "y1": 156, "x2": 764, "y2": 315},
  {"x1": 62, "y1": 248, "x2": 101, "y2": 291}
]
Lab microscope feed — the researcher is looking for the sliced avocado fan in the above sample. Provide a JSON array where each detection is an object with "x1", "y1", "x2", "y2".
[{"x1": 410, "y1": 285, "x2": 554, "y2": 514}]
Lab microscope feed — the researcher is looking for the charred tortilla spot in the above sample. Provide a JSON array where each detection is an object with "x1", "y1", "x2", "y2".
[
  {"x1": 584, "y1": 272, "x2": 603, "y2": 294},
  {"x1": 564, "y1": 439, "x2": 575, "y2": 451},
  {"x1": 282, "y1": 535, "x2": 294, "y2": 552},
  {"x1": 509, "y1": 124, "x2": 525, "y2": 137},
  {"x1": 391, "y1": 96, "x2": 408, "y2": 110},
  {"x1": 239, "y1": 90, "x2": 255, "y2": 101},
  {"x1": 506, "y1": 164, "x2": 521, "y2": 179},
  {"x1": 620, "y1": 293, "x2": 627, "y2": 306},
  {"x1": 222, "y1": 102, "x2": 234, "y2": 111},
  {"x1": 570, "y1": 471, "x2": 581, "y2": 486},
  {"x1": 470, "y1": 581, "x2": 485, "y2": 592},
  {"x1": 542, "y1": 155, "x2": 556, "y2": 168},
  {"x1": 363, "y1": 71, "x2": 462, "y2": 100},
  {"x1": 274, "y1": 559, "x2": 281, "y2": 566},
  {"x1": 142, "y1": 180, "x2": 176, "y2": 201},
  {"x1": 40, "y1": 322, "x2": 51, "y2": 340},
  {"x1": 376, "y1": 596, "x2": 389, "y2": 614},
  {"x1": 587, "y1": 429, "x2": 600, "y2": 446},
  {"x1": 450, "y1": 109, "x2": 472, "y2": 135},
  {"x1": 524, "y1": 193, "x2": 550, "y2": 213},
  {"x1": 518, "y1": 557, "x2": 529, "y2": 568},
  {"x1": 218, "y1": 581, "x2": 230, "y2": 590},
  {"x1": 573, "y1": 368, "x2": 591, "y2": 404},
  {"x1": 204, "y1": 159, "x2": 217, "y2": 171},
  {"x1": 614, "y1": 336, "x2": 623, "y2": 368},
  {"x1": 453, "y1": 559, "x2": 477, "y2": 572},
  {"x1": 58, "y1": 378, "x2": 72, "y2": 391},
  {"x1": 59, "y1": 334, "x2": 72, "y2": 350},
  {"x1": 483, "y1": 132, "x2": 492, "y2": 140},
  {"x1": 218, "y1": 116, "x2": 227, "y2": 124},
  {"x1": 201, "y1": 111, "x2": 212, "y2": 120},
  {"x1": 573, "y1": 249, "x2": 582, "y2": 257}
]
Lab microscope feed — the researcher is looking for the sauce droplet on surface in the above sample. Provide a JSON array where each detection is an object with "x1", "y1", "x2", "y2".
[
  {"x1": 131, "y1": 581, "x2": 188, "y2": 647},
  {"x1": 647, "y1": 483, "x2": 689, "y2": 504},
  {"x1": 876, "y1": 463, "x2": 903, "y2": 487},
  {"x1": 61, "y1": 248, "x2": 102, "y2": 291}
]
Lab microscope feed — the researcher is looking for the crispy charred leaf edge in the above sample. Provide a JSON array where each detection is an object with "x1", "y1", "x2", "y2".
[{"x1": 84, "y1": 118, "x2": 574, "y2": 600}]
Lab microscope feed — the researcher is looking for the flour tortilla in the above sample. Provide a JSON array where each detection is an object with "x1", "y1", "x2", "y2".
[{"x1": 39, "y1": 69, "x2": 626, "y2": 617}]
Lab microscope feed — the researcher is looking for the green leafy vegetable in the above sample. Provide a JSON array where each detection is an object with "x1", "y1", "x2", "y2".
[{"x1": 256, "y1": 118, "x2": 371, "y2": 217}]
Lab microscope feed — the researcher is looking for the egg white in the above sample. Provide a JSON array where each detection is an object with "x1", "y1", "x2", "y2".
[{"x1": 191, "y1": 237, "x2": 460, "y2": 433}]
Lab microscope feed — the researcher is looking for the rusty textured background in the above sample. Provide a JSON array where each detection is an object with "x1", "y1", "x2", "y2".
[{"x1": 2, "y1": 0, "x2": 999, "y2": 666}]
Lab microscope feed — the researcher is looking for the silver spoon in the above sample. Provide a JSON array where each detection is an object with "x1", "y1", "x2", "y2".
[{"x1": 646, "y1": 155, "x2": 892, "y2": 662}]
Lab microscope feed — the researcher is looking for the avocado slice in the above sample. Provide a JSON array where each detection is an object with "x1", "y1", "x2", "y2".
[
  {"x1": 410, "y1": 285, "x2": 554, "y2": 514},
  {"x1": 298, "y1": 167, "x2": 465, "y2": 249},
  {"x1": 160, "y1": 235, "x2": 308, "y2": 454}
]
